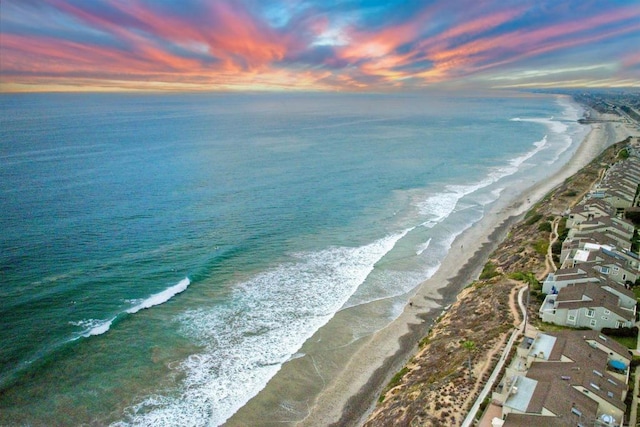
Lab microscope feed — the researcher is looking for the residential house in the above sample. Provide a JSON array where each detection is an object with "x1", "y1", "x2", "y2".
[
  {"x1": 566, "y1": 200, "x2": 615, "y2": 229},
  {"x1": 562, "y1": 247, "x2": 638, "y2": 285},
  {"x1": 494, "y1": 331, "x2": 631, "y2": 427},
  {"x1": 539, "y1": 283, "x2": 635, "y2": 330}
]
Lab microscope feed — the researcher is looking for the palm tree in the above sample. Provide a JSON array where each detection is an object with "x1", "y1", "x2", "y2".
[{"x1": 462, "y1": 340, "x2": 476, "y2": 377}]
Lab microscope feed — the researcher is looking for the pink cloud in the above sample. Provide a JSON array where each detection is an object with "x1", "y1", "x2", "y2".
[
  {"x1": 1, "y1": 1, "x2": 638, "y2": 91},
  {"x1": 412, "y1": 5, "x2": 640, "y2": 83},
  {"x1": 40, "y1": 0, "x2": 297, "y2": 72}
]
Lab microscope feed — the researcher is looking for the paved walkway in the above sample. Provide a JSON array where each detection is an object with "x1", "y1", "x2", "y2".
[{"x1": 461, "y1": 285, "x2": 529, "y2": 427}]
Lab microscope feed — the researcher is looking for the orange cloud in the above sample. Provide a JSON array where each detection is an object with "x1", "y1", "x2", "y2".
[{"x1": 1, "y1": 1, "x2": 638, "y2": 91}]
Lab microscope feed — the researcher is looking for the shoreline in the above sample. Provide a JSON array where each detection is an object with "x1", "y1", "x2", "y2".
[{"x1": 298, "y1": 108, "x2": 634, "y2": 426}]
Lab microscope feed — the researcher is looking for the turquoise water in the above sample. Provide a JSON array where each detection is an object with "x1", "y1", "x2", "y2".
[{"x1": 0, "y1": 92, "x2": 587, "y2": 425}]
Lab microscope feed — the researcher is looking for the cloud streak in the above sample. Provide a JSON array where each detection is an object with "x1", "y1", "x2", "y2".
[{"x1": 1, "y1": 0, "x2": 638, "y2": 91}]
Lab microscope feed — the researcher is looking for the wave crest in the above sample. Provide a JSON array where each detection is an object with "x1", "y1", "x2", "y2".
[
  {"x1": 126, "y1": 278, "x2": 191, "y2": 314},
  {"x1": 73, "y1": 278, "x2": 191, "y2": 339}
]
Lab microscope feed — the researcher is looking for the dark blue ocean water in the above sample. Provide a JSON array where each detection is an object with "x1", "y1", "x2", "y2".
[{"x1": 0, "y1": 92, "x2": 587, "y2": 425}]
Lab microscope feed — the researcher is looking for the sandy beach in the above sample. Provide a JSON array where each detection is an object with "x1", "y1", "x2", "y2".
[{"x1": 296, "y1": 108, "x2": 637, "y2": 426}]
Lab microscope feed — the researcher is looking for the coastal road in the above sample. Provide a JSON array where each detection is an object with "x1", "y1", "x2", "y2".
[{"x1": 461, "y1": 285, "x2": 529, "y2": 427}]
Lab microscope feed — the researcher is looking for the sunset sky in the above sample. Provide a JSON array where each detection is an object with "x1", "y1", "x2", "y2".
[{"x1": 1, "y1": 0, "x2": 639, "y2": 92}]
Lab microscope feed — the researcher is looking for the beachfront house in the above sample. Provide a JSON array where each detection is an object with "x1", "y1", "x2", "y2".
[
  {"x1": 567, "y1": 215, "x2": 634, "y2": 243},
  {"x1": 494, "y1": 331, "x2": 630, "y2": 427},
  {"x1": 589, "y1": 158, "x2": 640, "y2": 215},
  {"x1": 582, "y1": 330, "x2": 634, "y2": 371},
  {"x1": 561, "y1": 236, "x2": 631, "y2": 264},
  {"x1": 539, "y1": 283, "x2": 635, "y2": 331},
  {"x1": 604, "y1": 189, "x2": 636, "y2": 213},
  {"x1": 561, "y1": 247, "x2": 639, "y2": 285},
  {"x1": 499, "y1": 376, "x2": 600, "y2": 426},
  {"x1": 542, "y1": 267, "x2": 601, "y2": 295},
  {"x1": 541, "y1": 265, "x2": 635, "y2": 303},
  {"x1": 566, "y1": 200, "x2": 616, "y2": 229},
  {"x1": 526, "y1": 362, "x2": 626, "y2": 424}
]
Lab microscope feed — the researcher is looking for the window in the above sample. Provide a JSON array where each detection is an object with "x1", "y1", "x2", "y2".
[
  {"x1": 571, "y1": 407, "x2": 582, "y2": 416},
  {"x1": 590, "y1": 319, "x2": 597, "y2": 327},
  {"x1": 604, "y1": 309, "x2": 611, "y2": 315},
  {"x1": 608, "y1": 378, "x2": 618, "y2": 386},
  {"x1": 608, "y1": 391, "x2": 614, "y2": 398},
  {"x1": 616, "y1": 321, "x2": 623, "y2": 328},
  {"x1": 568, "y1": 314, "x2": 577, "y2": 322},
  {"x1": 590, "y1": 382, "x2": 600, "y2": 390},
  {"x1": 586, "y1": 309, "x2": 595, "y2": 318},
  {"x1": 601, "y1": 316, "x2": 609, "y2": 321},
  {"x1": 613, "y1": 266, "x2": 619, "y2": 272},
  {"x1": 593, "y1": 370, "x2": 603, "y2": 377},
  {"x1": 601, "y1": 266, "x2": 610, "y2": 274}
]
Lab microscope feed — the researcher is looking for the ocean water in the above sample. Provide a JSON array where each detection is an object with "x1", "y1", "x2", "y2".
[{"x1": 0, "y1": 92, "x2": 588, "y2": 426}]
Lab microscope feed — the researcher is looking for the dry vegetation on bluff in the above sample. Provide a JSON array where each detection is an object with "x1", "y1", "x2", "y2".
[{"x1": 364, "y1": 139, "x2": 630, "y2": 426}]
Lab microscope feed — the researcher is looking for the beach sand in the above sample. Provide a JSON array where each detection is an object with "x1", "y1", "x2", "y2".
[{"x1": 226, "y1": 108, "x2": 637, "y2": 427}]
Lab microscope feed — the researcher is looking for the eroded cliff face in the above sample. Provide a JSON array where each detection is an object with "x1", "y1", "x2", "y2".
[{"x1": 364, "y1": 140, "x2": 627, "y2": 427}]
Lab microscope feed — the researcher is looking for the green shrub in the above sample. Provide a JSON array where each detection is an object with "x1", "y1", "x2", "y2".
[
  {"x1": 619, "y1": 148, "x2": 630, "y2": 160},
  {"x1": 525, "y1": 212, "x2": 543, "y2": 226},
  {"x1": 387, "y1": 367, "x2": 409, "y2": 389},
  {"x1": 533, "y1": 239, "x2": 549, "y2": 255},
  {"x1": 479, "y1": 261, "x2": 500, "y2": 280},
  {"x1": 478, "y1": 397, "x2": 491, "y2": 416},
  {"x1": 509, "y1": 271, "x2": 539, "y2": 288},
  {"x1": 538, "y1": 221, "x2": 552, "y2": 232},
  {"x1": 557, "y1": 217, "x2": 569, "y2": 241},
  {"x1": 551, "y1": 240, "x2": 563, "y2": 255}
]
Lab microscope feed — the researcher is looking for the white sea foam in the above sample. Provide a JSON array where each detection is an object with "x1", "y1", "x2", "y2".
[
  {"x1": 416, "y1": 177, "x2": 497, "y2": 224},
  {"x1": 512, "y1": 97, "x2": 587, "y2": 169},
  {"x1": 115, "y1": 231, "x2": 410, "y2": 427},
  {"x1": 126, "y1": 278, "x2": 191, "y2": 314},
  {"x1": 416, "y1": 238, "x2": 432, "y2": 255},
  {"x1": 418, "y1": 191, "x2": 463, "y2": 221},
  {"x1": 72, "y1": 278, "x2": 191, "y2": 339},
  {"x1": 415, "y1": 133, "x2": 547, "y2": 223},
  {"x1": 340, "y1": 265, "x2": 441, "y2": 315},
  {"x1": 544, "y1": 96, "x2": 588, "y2": 165},
  {"x1": 508, "y1": 135, "x2": 547, "y2": 168},
  {"x1": 69, "y1": 318, "x2": 116, "y2": 338},
  {"x1": 83, "y1": 318, "x2": 115, "y2": 337}
]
